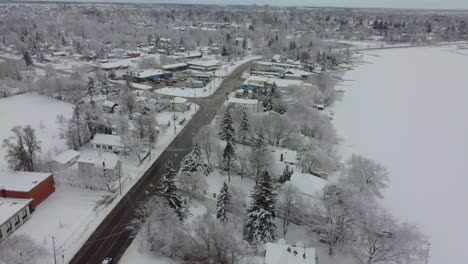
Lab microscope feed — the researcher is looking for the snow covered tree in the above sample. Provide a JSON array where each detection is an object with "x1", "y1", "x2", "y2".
[
  {"x1": 342, "y1": 154, "x2": 390, "y2": 199},
  {"x1": 57, "y1": 105, "x2": 93, "y2": 150},
  {"x1": 222, "y1": 141, "x2": 236, "y2": 182},
  {"x1": 23, "y1": 50, "x2": 33, "y2": 66},
  {"x1": 180, "y1": 143, "x2": 206, "y2": 176},
  {"x1": 249, "y1": 130, "x2": 272, "y2": 179},
  {"x1": 219, "y1": 107, "x2": 236, "y2": 144},
  {"x1": 245, "y1": 171, "x2": 277, "y2": 244},
  {"x1": 352, "y1": 207, "x2": 426, "y2": 264},
  {"x1": 278, "y1": 164, "x2": 294, "y2": 183},
  {"x1": 87, "y1": 77, "x2": 96, "y2": 104},
  {"x1": 177, "y1": 170, "x2": 207, "y2": 200},
  {"x1": 216, "y1": 182, "x2": 231, "y2": 223},
  {"x1": 160, "y1": 161, "x2": 186, "y2": 221},
  {"x1": 276, "y1": 183, "x2": 304, "y2": 235},
  {"x1": 238, "y1": 110, "x2": 250, "y2": 145},
  {"x1": 194, "y1": 125, "x2": 218, "y2": 170},
  {"x1": 2, "y1": 125, "x2": 41, "y2": 172}
]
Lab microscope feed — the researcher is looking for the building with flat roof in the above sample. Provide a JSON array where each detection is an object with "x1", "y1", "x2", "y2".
[
  {"x1": 162, "y1": 63, "x2": 189, "y2": 72},
  {"x1": 90, "y1": 134, "x2": 123, "y2": 153},
  {"x1": 170, "y1": 97, "x2": 190, "y2": 112},
  {"x1": 227, "y1": 97, "x2": 260, "y2": 112},
  {"x1": 0, "y1": 198, "x2": 32, "y2": 242},
  {"x1": 50, "y1": 150, "x2": 80, "y2": 170},
  {"x1": 187, "y1": 59, "x2": 221, "y2": 71},
  {"x1": 0, "y1": 171, "x2": 55, "y2": 210}
]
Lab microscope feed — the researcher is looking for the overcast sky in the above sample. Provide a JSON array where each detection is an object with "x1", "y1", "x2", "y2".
[{"x1": 58, "y1": 0, "x2": 468, "y2": 10}]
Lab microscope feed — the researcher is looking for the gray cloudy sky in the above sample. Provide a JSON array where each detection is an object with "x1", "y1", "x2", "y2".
[{"x1": 80, "y1": 0, "x2": 468, "y2": 10}]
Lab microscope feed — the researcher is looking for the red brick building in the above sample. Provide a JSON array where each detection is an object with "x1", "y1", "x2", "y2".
[{"x1": 0, "y1": 171, "x2": 55, "y2": 210}]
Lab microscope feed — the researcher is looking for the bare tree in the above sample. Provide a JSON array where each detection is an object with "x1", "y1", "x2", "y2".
[
  {"x1": 194, "y1": 125, "x2": 218, "y2": 169},
  {"x1": 2, "y1": 125, "x2": 41, "y2": 171},
  {"x1": 276, "y1": 183, "x2": 304, "y2": 235}
]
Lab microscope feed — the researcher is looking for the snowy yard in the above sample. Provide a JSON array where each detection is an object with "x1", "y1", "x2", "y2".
[
  {"x1": 333, "y1": 45, "x2": 468, "y2": 264},
  {"x1": 0, "y1": 93, "x2": 73, "y2": 169}
]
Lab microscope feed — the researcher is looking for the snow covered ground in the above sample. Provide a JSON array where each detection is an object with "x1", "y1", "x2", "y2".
[
  {"x1": 2, "y1": 97, "x2": 198, "y2": 263},
  {"x1": 333, "y1": 45, "x2": 468, "y2": 264},
  {"x1": 0, "y1": 93, "x2": 73, "y2": 169}
]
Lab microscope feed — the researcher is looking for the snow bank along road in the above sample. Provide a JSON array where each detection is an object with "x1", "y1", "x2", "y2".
[{"x1": 69, "y1": 61, "x2": 252, "y2": 264}]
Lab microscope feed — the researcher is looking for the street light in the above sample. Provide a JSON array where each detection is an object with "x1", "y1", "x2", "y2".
[{"x1": 424, "y1": 241, "x2": 431, "y2": 264}]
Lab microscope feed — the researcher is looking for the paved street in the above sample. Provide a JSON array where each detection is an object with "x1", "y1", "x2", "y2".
[{"x1": 69, "y1": 62, "x2": 250, "y2": 264}]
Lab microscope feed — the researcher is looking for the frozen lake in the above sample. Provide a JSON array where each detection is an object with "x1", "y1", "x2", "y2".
[{"x1": 333, "y1": 46, "x2": 468, "y2": 264}]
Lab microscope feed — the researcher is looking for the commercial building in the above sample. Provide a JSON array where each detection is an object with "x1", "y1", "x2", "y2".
[
  {"x1": 227, "y1": 97, "x2": 260, "y2": 112},
  {"x1": 187, "y1": 59, "x2": 221, "y2": 71}
]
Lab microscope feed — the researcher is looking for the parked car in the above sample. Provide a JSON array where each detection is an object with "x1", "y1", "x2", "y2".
[{"x1": 102, "y1": 257, "x2": 113, "y2": 264}]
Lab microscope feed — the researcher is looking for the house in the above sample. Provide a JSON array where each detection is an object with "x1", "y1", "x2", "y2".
[
  {"x1": 170, "y1": 97, "x2": 190, "y2": 112},
  {"x1": 187, "y1": 59, "x2": 221, "y2": 71},
  {"x1": 90, "y1": 134, "x2": 123, "y2": 153},
  {"x1": 264, "y1": 240, "x2": 318, "y2": 264},
  {"x1": 133, "y1": 69, "x2": 170, "y2": 82},
  {"x1": 0, "y1": 198, "x2": 32, "y2": 242},
  {"x1": 281, "y1": 69, "x2": 314, "y2": 80},
  {"x1": 99, "y1": 61, "x2": 131, "y2": 71},
  {"x1": 77, "y1": 152, "x2": 122, "y2": 191},
  {"x1": 272, "y1": 148, "x2": 298, "y2": 165},
  {"x1": 227, "y1": 97, "x2": 260, "y2": 112},
  {"x1": 0, "y1": 171, "x2": 55, "y2": 210},
  {"x1": 271, "y1": 54, "x2": 281, "y2": 63},
  {"x1": 241, "y1": 76, "x2": 269, "y2": 89},
  {"x1": 50, "y1": 150, "x2": 80, "y2": 170},
  {"x1": 126, "y1": 51, "x2": 141, "y2": 58},
  {"x1": 162, "y1": 63, "x2": 189, "y2": 72},
  {"x1": 102, "y1": 100, "x2": 119, "y2": 113},
  {"x1": 290, "y1": 173, "x2": 327, "y2": 198},
  {"x1": 185, "y1": 79, "x2": 205, "y2": 88}
]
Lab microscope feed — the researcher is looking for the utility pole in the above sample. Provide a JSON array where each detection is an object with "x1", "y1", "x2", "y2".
[
  {"x1": 424, "y1": 241, "x2": 431, "y2": 264},
  {"x1": 50, "y1": 236, "x2": 57, "y2": 264},
  {"x1": 173, "y1": 113, "x2": 177, "y2": 135},
  {"x1": 118, "y1": 163, "x2": 122, "y2": 195}
]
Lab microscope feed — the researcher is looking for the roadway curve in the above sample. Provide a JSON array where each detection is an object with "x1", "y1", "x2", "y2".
[{"x1": 69, "y1": 61, "x2": 251, "y2": 264}]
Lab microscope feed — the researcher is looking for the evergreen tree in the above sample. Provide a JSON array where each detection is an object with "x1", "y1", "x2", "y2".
[
  {"x1": 219, "y1": 107, "x2": 236, "y2": 144},
  {"x1": 245, "y1": 171, "x2": 277, "y2": 244},
  {"x1": 160, "y1": 161, "x2": 186, "y2": 220},
  {"x1": 180, "y1": 143, "x2": 206, "y2": 176},
  {"x1": 216, "y1": 182, "x2": 231, "y2": 223},
  {"x1": 238, "y1": 111, "x2": 250, "y2": 145},
  {"x1": 250, "y1": 129, "x2": 270, "y2": 179},
  {"x1": 222, "y1": 142, "x2": 235, "y2": 182},
  {"x1": 23, "y1": 51, "x2": 33, "y2": 66},
  {"x1": 278, "y1": 165, "x2": 294, "y2": 183},
  {"x1": 87, "y1": 77, "x2": 96, "y2": 104},
  {"x1": 242, "y1": 38, "x2": 247, "y2": 49}
]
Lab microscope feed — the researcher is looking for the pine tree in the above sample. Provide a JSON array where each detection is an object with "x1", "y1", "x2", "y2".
[
  {"x1": 219, "y1": 107, "x2": 236, "y2": 144},
  {"x1": 278, "y1": 165, "x2": 294, "y2": 183},
  {"x1": 87, "y1": 77, "x2": 96, "y2": 104},
  {"x1": 160, "y1": 161, "x2": 186, "y2": 220},
  {"x1": 216, "y1": 182, "x2": 231, "y2": 223},
  {"x1": 222, "y1": 142, "x2": 235, "y2": 182},
  {"x1": 238, "y1": 111, "x2": 250, "y2": 145},
  {"x1": 23, "y1": 51, "x2": 33, "y2": 66},
  {"x1": 180, "y1": 143, "x2": 206, "y2": 176},
  {"x1": 245, "y1": 171, "x2": 277, "y2": 244}
]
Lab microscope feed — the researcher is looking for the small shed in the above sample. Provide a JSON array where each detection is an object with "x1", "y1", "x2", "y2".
[
  {"x1": 102, "y1": 100, "x2": 118, "y2": 113},
  {"x1": 51, "y1": 150, "x2": 80, "y2": 169},
  {"x1": 170, "y1": 97, "x2": 190, "y2": 112}
]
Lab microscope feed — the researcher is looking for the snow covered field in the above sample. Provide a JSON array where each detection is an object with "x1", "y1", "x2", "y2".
[
  {"x1": 0, "y1": 93, "x2": 73, "y2": 169},
  {"x1": 333, "y1": 46, "x2": 468, "y2": 264}
]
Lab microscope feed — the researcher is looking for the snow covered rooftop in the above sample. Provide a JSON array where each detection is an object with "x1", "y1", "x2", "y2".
[
  {"x1": 187, "y1": 59, "x2": 221, "y2": 67},
  {"x1": 134, "y1": 69, "x2": 166, "y2": 78},
  {"x1": 0, "y1": 171, "x2": 52, "y2": 192},
  {"x1": 290, "y1": 173, "x2": 327, "y2": 198},
  {"x1": 130, "y1": 82, "x2": 152, "y2": 90},
  {"x1": 102, "y1": 100, "x2": 118, "y2": 108},
  {"x1": 0, "y1": 198, "x2": 33, "y2": 226},
  {"x1": 246, "y1": 76, "x2": 270, "y2": 83},
  {"x1": 228, "y1": 97, "x2": 259, "y2": 105},
  {"x1": 272, "y1": 147, "x2": 298, "y2": 164},
  {"x1": 266, "y1": 78, "x2": 303, "y2": 88},
  {"x1": 99, "y1": 60, "x2": 132, "y2": 69},
  {"x1": 52, "y1": 150, "x2": 80, "y2": 165},
  {"x1": 264, "y1": 241, "x2": 316, "y2": 264},
  {"x1": 162, "y1": 63, "x2": 188, "y2": 70},
  {"x1": 78, "y1": 152, "x2": 120, "y2": 169},
  {"x1": 172, "y1": 97, "x2": 188, "y2": 103},
  {"x1": 91, "y1": 134, "x2": 123, "y2": 147}
]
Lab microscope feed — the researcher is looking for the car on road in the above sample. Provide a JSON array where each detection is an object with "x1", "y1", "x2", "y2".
[{"x1": 102, "y1": 257, "x2": 113, "y2": 264}]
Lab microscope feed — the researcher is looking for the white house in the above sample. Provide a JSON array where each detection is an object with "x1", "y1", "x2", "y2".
[
  {"x1": 227, "y1": 97, "x2": 260, "y2": 112},
  {"x1": 90, "y1": 134, "x2": 123, "y2": 153},
  {"x1": 264, "y1": 240, "x2": 318, "y2": 264},
  {"x1": 187, "y1": 59, "x2": 221, "y2": 71},
  {"x1": 102, "y1": 100, "x2": 119, "y2": 113},
  {"x1": 0, "y1": 198, "x2": 32, "y2": 242},
  {"x1": 50, "y1": 150, "x2": 80, "y2": 169},
  {"x1": 77, "y1": 152, "x2": 122, "y2": 191},
  {"x1": 290, "y1": 173, "x2": 327, "y2": 199}
]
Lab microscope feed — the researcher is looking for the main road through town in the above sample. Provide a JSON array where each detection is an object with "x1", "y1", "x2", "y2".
[{"x1": 69, "y1": 61, "x2": 251, "y2": 264}]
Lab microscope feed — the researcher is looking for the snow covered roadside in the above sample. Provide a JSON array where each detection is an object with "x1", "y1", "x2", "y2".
[
  {"x1": 0, "y1": 93, "x2": 74, "y2": 168},
  {"x1": 332, "y1": 45, "x2": 468, "y2": 264},
  {"x1": 8, "y1": 102, "x2": 199, "y2": 263}
]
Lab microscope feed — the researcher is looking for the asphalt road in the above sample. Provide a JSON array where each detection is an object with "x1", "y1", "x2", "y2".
[{"x1": 69, "y1": 62, "x2": 251, "y2": 264}]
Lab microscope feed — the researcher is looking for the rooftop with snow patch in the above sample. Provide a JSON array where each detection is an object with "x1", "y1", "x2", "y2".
[
  {"x1": 52, "y1": 150, "x2": 80, "y2": 165},
  {"x1": 0, "y1": 171, "x2": 52, "y2": 192},
  {"x1": 0, "y1": 198, "x2": 33, "y2": 226}
]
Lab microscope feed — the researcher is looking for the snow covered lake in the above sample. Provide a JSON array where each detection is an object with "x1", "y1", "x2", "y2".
[{"x1": 333, "y1": 46, "x2": 468, "y2": 264}]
